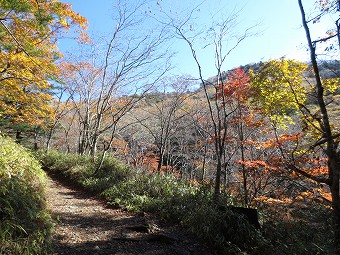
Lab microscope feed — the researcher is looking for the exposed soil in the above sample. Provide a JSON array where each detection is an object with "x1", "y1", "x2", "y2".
[{"x1": 45, "y1": 174, "x2": 216, "y2": 255}]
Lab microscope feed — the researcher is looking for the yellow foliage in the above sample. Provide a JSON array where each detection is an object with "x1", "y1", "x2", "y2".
[
  {"x1": 250, "y1": 58, "x2": 308, "y2": 127},
  {"x1": 0, "y1": 0, "x2": 88, "y2": 126},
  {"x1": 323, "y1": 77, "x2": 340, "y2": 93},
  {"x1": 255, "y1": 196, "x2": 292, "y2": 205}
]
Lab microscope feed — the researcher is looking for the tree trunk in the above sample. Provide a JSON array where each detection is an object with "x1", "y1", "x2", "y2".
[
  {"x1": 46, "y1": 125, "x2": 54, "y2": 151},
  {"x1": 33, "y1": 130, "x2": 38, "y2": 151},
  {"x1": 157, "y1": 150, "x2": 164, "y2": 173},
  {"x1": 201, "y1": 142, "x2": 208, "y2": 181},
  {"x1": 213, "y1": 150, "x2": 223, "y2": 202},
  {"x1": 330, "y1": 156, "x2": 340, "y2": 252},
  {"x1": 96, "y1": 149, "x2": 107, "y2": 174},
  {"x1": 241, "y1": 144, "x2": 248, "y2": 206},
  {"x1": 238, "y1": 119, "x2": 248, "y2": 206},
  {"x1": 90, "y1": 134, "x2": 98, "y2": 159},
  {"x1": 298, "y1": 0, "x2": 340, "y2": 250},
  {"x1": 15, "y1": 130, "x2": 22, "y2": 144}
]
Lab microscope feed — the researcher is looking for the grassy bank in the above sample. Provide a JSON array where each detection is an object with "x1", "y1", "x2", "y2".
[{"x1": 0, "y1": 136, "x2": 52, "y2": 255}]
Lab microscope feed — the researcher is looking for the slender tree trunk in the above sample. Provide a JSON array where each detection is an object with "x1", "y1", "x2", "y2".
[
  {"x1": 336, "y1": 18, "x2": 340, "y2": 48},
  {"x1": 214, "y1": 160, "x2": 222, "y2": 201},
  {"x1": 298, "y1": 0, "x2": 340, "y2": 250},
  {"x1": 46, "y1": 124, "x2": 56, "y2": 151},
  {"x1": 79, "y1": 122, "x2": 90, "y2": 155},
  {"x1": 201, "y1": 142, "x2": 208, "y2": 181},
  {"x1": 90, "y1": 133, "x2": 98, "y2": 159},
  {"x1": 15, "y1": 130, "x2": 22, "y2": 144},
  {"x1": 336, "y1": 1, "x2": 340, "y2": 48},
  {"x1": 331, "y1": 166, "x2": 340, "y2": 248},
  {"x1": 157, "y1": 149, "x2": 164, "y2": 173},
  {"x1": 33, "y1": 130, "x2": 38, "y2": 151},
  {"x1": 64, "y1": 127, "x2": 71, "y2": 153},
  {"x1": 91, "y1": 113, "x2": 103, "y2": 157},
  {"x1": 214, "y1": 147, "x2": 223, "y2": 202},
  {"x1": 239, "y1": 122, "x2": 248, "y2": 206},
  {"x1": 96, "y1": 149, "x2": 107, "y2": 174}
]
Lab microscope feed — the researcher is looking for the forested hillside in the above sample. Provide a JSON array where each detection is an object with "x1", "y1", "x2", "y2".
[{"x1": 1, "y1": 0, "x2": 340, "y2": 254}]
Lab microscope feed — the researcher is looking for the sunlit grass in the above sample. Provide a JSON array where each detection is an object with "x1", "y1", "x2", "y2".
[{"x1": 0, "y1": 135, "x2": 52, "y2": 255}]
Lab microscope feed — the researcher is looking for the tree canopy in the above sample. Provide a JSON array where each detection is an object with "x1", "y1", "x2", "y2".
[{"x1": 0, "y1": 0, "x2": 87, "y2": 127}]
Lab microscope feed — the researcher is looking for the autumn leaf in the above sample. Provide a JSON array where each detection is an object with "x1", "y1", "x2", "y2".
[
  {"x1": 0, "y1": 0, "x2": 88, "y2": 128},
  {"x1": 250, "y1": 58, "x2": 308, "y2": 127}
]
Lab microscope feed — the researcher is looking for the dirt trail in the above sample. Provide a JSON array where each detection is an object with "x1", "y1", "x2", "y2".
[{"x1": 45, "y1": 175, "x2": 215, "y2": 255}]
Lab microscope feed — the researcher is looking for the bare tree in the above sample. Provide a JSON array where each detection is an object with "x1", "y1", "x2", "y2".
[
  {"x1": 168, "y1": 8, "x2": 257, "y2": 201},
  {"x1": 59, "y1": 1, "x2": 171, "y2": 169},
  {"x1": 44, "y1": 77, "x2": 77, "y2": 151},
  {"x1": 132, "y1": 77, "x2": 192, "y2": 173}
]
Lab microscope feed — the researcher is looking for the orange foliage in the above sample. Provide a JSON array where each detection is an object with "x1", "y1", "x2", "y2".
[
  {"x1": 111, "y1": 138, "x2": 129, "y2": 155},
  {"x1": 217, "y1": 67, "x2": 250, "y2": 102},
  {"x1": 238, "y1": 160, "x2": 280, "y2": 171},
  {"x1": 296, "y1": 188, "x2": 332, "y2": 202},
  {"x1": 132, "y1": 151, "x2": 180, "y2": 175},
  {"x1": 298, "y1": 157, "x2": 328, "y2": 176},
  {"x1": 255, "y1": 196, "x2": 292, "y2": 205},
  {"x1": 257, "y1": 133, "x2": 303, "y2": 149}
]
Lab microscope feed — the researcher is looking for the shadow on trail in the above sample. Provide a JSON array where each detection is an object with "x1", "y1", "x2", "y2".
[
  {"x1": 52, "y1": 239, "x2": 193, "y2": 255},
  {"x1": 51, "y1": 208, "x2": 197, "y2": 255},
  {"x1": 52, "y1": 210, "x2": 139, "y2": 230},
  {"x1": 46, "y1": 173, "x2": 215, "y2": 255}
]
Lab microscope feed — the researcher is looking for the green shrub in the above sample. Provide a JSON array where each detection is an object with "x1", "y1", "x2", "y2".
[
  {"x1": 101, "y1": 172, "x2": 269, "y2": 253},
  {"x1": 0, "y1": 135, "x2": 52, "y2": 255},
  {"x1": 37, "y1": 150, "x2": 132, "y2": 192},
  {"x1": 263, "y1": 217, "x2": 332, "y2": 255},
  {"x1": 37, "y1": 149, "x2": 95, "y2": 183},
  {"x1": 83, "y1": 156, "x2": 132, "y2": 192},
  {"x1": 101, "y1": 173, "x2": 196, "y2": 212}
]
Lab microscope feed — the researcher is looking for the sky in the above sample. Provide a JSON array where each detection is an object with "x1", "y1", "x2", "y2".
[{"x1": 59, "y1": 0, "x2": 336, "y2": 79}]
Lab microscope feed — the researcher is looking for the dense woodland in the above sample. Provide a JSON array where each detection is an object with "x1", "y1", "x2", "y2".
[{"x1": 1, "y1": 0, "x2": 340, "y2": 254}]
